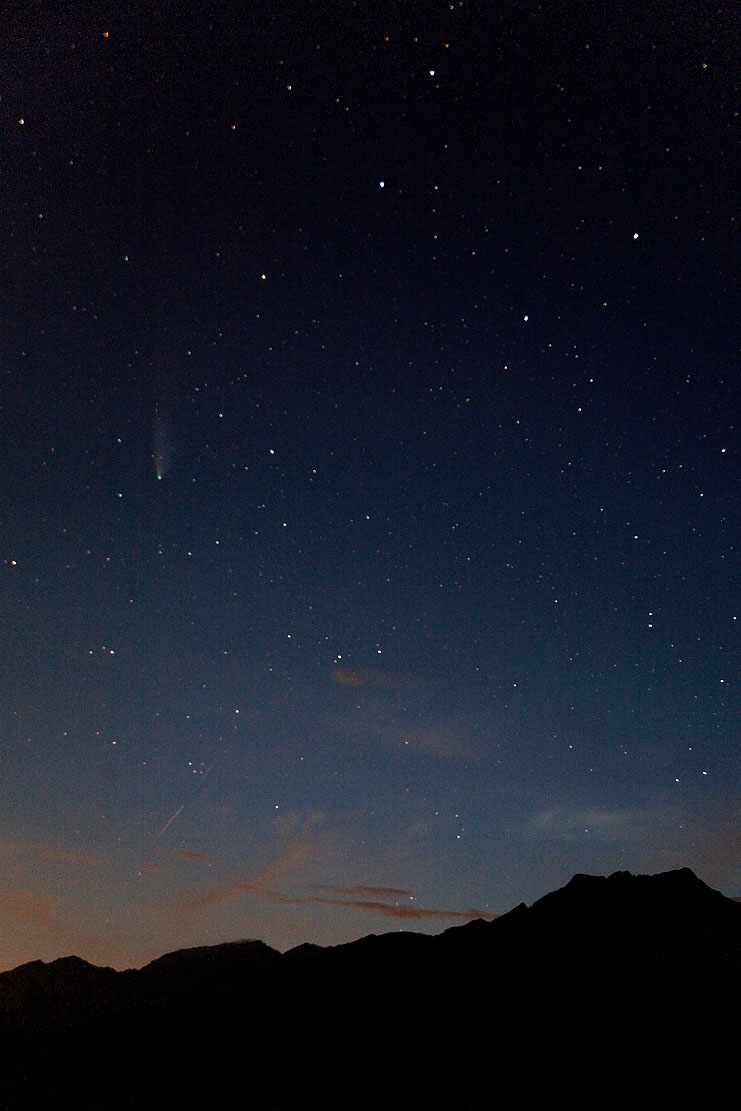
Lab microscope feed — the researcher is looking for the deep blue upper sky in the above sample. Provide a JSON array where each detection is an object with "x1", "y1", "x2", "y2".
[{"x1": 0, "y1": 0, "x2": 737, "y2": 969}]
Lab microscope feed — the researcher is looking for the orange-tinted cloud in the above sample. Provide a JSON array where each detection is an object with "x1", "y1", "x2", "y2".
[
  {"x1": 332, "y1": 667, "x2": 414, "y2": 691},
  {"x1": 333, "y1": 668, "x2": 366, "y2": 687},
  {"x1": 164, "y1": 840, "x2": 319, "y2": 918},
  {"x1": 176, "y1": 851, "x2": 212, "y2": 864},
  {"x1": 39, "y1": 849, "x2": 98, "y2": 866},
  {"x1": 167, "y1": 879, "x2": 262, "y2": 916},
  {"x1": 271, "y1": 892, "x2": 497, "y2": 922},
  {"x1": 162, "y1": 825, "x2": 498, "y2": 928},
  {"x1": 310, "y1": 883, "x2": 415, "y2": 899},
  {"x1": 256, "y1": 841, "x2": 317, "y2": 886},
  {"x1": 164, "y1": 877, "x2": 496, "y2": 925},
  {"x1": 0, "y1": 890, "x2": 57, "y2": 930}
]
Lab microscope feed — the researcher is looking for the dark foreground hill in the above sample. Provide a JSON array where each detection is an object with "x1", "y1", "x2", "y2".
[{"x1": 0, "y1": 868, "x2": 738, "y2": 1110}]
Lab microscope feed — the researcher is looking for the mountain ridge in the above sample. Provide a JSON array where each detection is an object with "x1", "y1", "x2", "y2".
[{"x1": 0, "y1": 867, "x2": 737, "y2": 1110}]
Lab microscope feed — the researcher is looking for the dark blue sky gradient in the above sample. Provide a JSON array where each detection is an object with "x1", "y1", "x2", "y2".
[{"x1": 0, "y1": 0, "x2": 737, "y2": 969}]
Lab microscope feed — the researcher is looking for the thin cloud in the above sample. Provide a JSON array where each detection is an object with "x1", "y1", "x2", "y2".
[
  {"x1": 525, "y1": 806, "x2": 656, "y2": 840},
  {"x1": 332, "y1": 667, "x2": 415, "y2": 691},
  {"x1": 167, "y1": 879, "x2": 263, "y2": 916},
  {"x1": 0, "y1": 890, "x2": 57, "y2": 930},
  {"x1": 256, "y1": 841, "x2": 317, "y2": 886},
  {"x1": 310, "y1": 883, "x2": 415, "y2": 899},
  {"x1": 38, "y1": 849, "x2": 98, "y2": 867},
  {"x1": 0, "y1": 884, "x2": 126, "y2": 971},
  {"x1": 164, "y1": 840, "x2": 319, "y2": 918},
  {"x1": 274, "y1": 892, "x2": 497, "y2": 921},
  {"x1": 165, "y1": 874, "x2": 497, "y2": 926},
  {"x1": 161, "y1": 827, "x2": 497, "y2": 928},
  {"x1": 399, "y1": 725, "x2": 480, "y2": 761},
  {"x1": 176, "y1": 851, "x2": 212, "y2": 864}
]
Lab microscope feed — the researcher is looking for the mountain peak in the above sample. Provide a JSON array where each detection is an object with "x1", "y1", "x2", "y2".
[
  {"x1": 519, "y1": 866, "x2": 738, "y2": 960},
  {"x1": 566, "y1": 865, "x2": 701, "y2": 888},
  {"x1": 140, "y1": 938, "x2": 281, "y2": 979},
  {"x1": 545, "y1": 866, "x2": 716, "y2": 904}
]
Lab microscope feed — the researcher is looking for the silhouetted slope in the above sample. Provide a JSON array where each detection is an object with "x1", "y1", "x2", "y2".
[
  {"x1": 0, "y1": 869, "x2": 737, "y2": 1110},
  {"x1": 0, "y1": 955, "x2": 119, "y2": 1029}
]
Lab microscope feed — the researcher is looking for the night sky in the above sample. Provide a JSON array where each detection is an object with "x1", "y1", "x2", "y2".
[{"x1": 1, "y1": 0, "x2": 738, "y2": 970}]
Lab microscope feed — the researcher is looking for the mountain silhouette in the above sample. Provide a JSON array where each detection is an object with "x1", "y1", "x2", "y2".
[{"x1": 0, "y1": 868, "x2": 737, "y2": 1109}]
